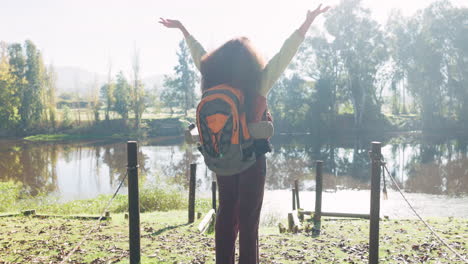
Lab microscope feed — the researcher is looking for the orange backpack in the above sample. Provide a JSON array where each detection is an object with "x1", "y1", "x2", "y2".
[{"x1": 196, "y1": 84, "x2": 256, "y2": 176}]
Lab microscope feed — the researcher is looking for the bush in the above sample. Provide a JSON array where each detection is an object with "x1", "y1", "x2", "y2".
[{"x1": 0, "y1": 181, "x2": 22, "y2": 212}]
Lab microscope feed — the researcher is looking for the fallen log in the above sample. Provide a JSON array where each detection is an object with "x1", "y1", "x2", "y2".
[{"x1": 0, "y1": 213, "x2": 20, "y2": 218}]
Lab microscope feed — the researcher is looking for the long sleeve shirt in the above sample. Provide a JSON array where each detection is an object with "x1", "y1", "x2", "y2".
[{"x1": 185, "y1": 30, "x2": 305, "y2": 121}]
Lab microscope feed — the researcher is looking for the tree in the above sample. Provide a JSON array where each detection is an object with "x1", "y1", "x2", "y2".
[
  {"x1": 161, "y1": 75, "x2": 183, "y2": 116},
  {"x1": 0, "y1": 42, "x2": 20, "y2": 130},
  {"x1": 44, "y1": 64, "x2": 57, "y2": 130},
  {"x1": 323, "y1": 0, "x2": 388, "y2": 129},
  {"x1": 305, "y1": 35, "x2": 345, "y2": 130},
  {"x1": 387, "y1": 1, "x2": 468, "y2": 130},
  {"x1": 102, "y1": 63, "x2": 115, "y2": 122},
  {"x1": 268, "y1": 74, "x2": 314, "y2": 132},
  {"x1": 89, "y1": 75, "x2": 101, "y2": 123},
  {"x1": 162, "y1": 40, "x2": 198, "y2": 116},
  {"x1": 113, "y1": 71, "x2": 131, "y2": 120},
  {"x1": 7, "y1": 43, "x2": 27, "y2": 130},
  {"x1": 131, "y1": 48, "x2": 146, "y2": 129},
  {"x1": 23, "y1": 40, "x2": 45, "y2": 128}
]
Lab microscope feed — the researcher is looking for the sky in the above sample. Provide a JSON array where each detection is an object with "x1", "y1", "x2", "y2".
[{"x1": 1, "y1": 0, "x2": 467, "y2": 78}]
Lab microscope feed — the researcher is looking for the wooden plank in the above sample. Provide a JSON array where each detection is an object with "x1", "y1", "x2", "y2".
[
  {"x1": 0, "y1": 213, "x2": 20, "y2": 218},
  {"x1": 299, "y1": 211, "x2": 370, "y2": 219},
  {"x1": 322, "y1": 212, "x2": 370, "y2": 219},
  {"x1": 292, "y1": 210, "x2": 302, "y2": 233},
  {"x1": 32, "y1": 215, "x2": 112, "y2": 220},
  {"x1": 198, "y1": 209, "x2": 216, "y2": 234}
]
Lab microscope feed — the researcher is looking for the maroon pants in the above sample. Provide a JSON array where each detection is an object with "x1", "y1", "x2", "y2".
[{"x1": 215, "y1": 155, "x2": 266, "y2": 264}]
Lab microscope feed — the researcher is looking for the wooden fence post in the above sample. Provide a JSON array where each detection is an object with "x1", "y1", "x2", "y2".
[
  {"x1": 369, "y1": 142, "x2": 382, "y2": 264},
  {"x1": 292, "y1": 188, "x2": 296, "y2": 211},
  {"x1": 294, "y1": 179, "x2": 301, "y2": 209},
  {"x1": 313, "y1": 160, "x2": 323, "y2": 236},
  {"x1": 127, "y1": 141, "x2": 140, "y2": 264},
  {"x1": 212, "y1": 181, "x2": 217, "y2": 212},
  {"x1": 188, "y1": 163, "x2": 197, "y2": 223}
]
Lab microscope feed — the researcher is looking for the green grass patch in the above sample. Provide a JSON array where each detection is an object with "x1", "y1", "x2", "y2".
[
  {"x1": 24, "y1": 133, "x2": 102, "y2": 141},
  {"x1": 1, "y1": 181, "x2": 211, "y2": 215},
  {"x1": 0, "y1": 181, "x2": 22, "y2": 212},
  {"x1": 23, "y1": 133, "x2": 134, "y2": 142}
]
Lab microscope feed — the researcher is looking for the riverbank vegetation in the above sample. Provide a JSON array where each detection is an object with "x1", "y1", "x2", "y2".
[
  {"x1": 0, "y1": 181, "x2": 210, "y2": 216},
  {"x1": 0, "y1": 210, "x2": 466, "y2": 263},
  {"x1": 1, "y1": 0, "x2": 467, "y2": 139}
]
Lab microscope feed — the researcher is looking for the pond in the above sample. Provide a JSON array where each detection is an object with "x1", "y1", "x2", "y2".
[{"x1": 1, "y1": 133, "x2": 467, "y2": 219}]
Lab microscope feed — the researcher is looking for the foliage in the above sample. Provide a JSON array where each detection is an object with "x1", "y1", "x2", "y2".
[
  {"x1": 0, "y1": 181, "x2": 203, "y2": 214},
  {"x1": 308, "y1": 0, "x2": 388, "y2": 130},
  {"x1": 113, "y1": 71, "x2": 131, "y2": 120},
  {"x1": 100, "y1": 82, "x2": 115, "y2": 122},
  {"x1": 0, "y1": 40, "x2": 57, "y2": 134},
  {"x1": 387, "y1": 1, "x2": 468, "y2": 131},
  {"x1": 61, "y1": 105, "x2": 72, "y2": 127},
  {"x1": 268, "y1": 74, "x2": 315, "y2": 132},
  {"x1": 0, "y1": 43, "x2": 20, "y2": 130},
  {"x1": 131, "y1": 48, "x2": 147, "y2": 129},
  {"x1": 161, "y1": 40, "x2": 199, "y2": 117},
  {"x1": 0, "y1": 181, "x2": 22, "y2": 212}
]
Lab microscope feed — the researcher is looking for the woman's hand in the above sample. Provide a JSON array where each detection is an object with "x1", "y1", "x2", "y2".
[
  {"x1": 298, "y1": 3, "x2": 331, "y2": 36},
  {"x1": 159, "y1": 18, "x2": 190, "y2": 37},
  {"x1": 307, "y1": 4, "x2": 330, "y2": 21},
  {"x1": 159, "y1": 18, "x2": 183, "y2": 29}
]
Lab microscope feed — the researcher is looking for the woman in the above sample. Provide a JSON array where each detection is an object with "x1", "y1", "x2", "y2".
[{"x1": 160, "y1": 4, "x2": 329, "y2": 263}]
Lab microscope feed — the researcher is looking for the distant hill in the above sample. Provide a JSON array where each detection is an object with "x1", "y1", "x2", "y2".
[
  {"x1": 143, "y1": 74, "x2": 165, "y2": 93},
  {"x1": 55, "y1": 66, "x2": 105, "y2": 96},
  {"x1": 55, "y1": 66, "x2": 165, "y2": 96}
]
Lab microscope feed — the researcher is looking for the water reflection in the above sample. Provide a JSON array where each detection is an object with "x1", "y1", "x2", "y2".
[
  {"x1": 268, "y1": 135, "x2": 468, "y2": 196},
  {"x1": 0, "y1": 140, "x2": 148, "y2": 201},
  {"x1": 0, "y1": 134, "x2": 467, "y2": 201}
]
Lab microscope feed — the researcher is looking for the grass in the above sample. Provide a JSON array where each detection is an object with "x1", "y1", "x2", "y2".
[
  {"x1": 0, "y1": 212, "x2": 466, "y2": 263},
  {"x1": 1, "y1": 183, "x2": 467, "y2": 263},
  {"x1": 1, "y1": 180, "x2": 467, "y2": 262},
  {"x1": 0, "y1": 181, "x2": 211, "y2": 216},
  {"x1": 23, "y1": 133, "x2": 109, "y2": 141}
]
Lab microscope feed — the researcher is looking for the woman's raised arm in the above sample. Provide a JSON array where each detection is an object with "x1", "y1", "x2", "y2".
[
  {"x1": 259, "y1": 4, "x2": 330, "y2": 96},
  {"x1": 159, "y1": 18, "x2": 206, "y2": 71}
]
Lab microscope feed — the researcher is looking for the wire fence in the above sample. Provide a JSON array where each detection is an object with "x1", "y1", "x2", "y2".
[
  {"x1": 379, "y1": 156, "x2": 468, "y2": 264},
  {"x1": 40, "y1": 144, "x2": 467, "y2": 264},
  {"x1": 58, "y1": 169, "x2": 129, "y2": 264}
]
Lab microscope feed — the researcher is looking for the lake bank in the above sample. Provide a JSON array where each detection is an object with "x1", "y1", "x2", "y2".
[{"x1": 0, "y1": 113, "x2": 464, "y2": 143}]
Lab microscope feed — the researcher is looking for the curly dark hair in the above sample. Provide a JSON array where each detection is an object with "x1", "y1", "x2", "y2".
[{"x1": 200, "y1": 37, "x2": 265, "y2": 118}]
